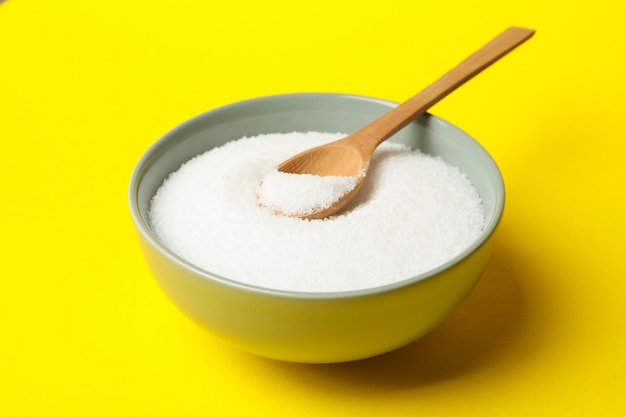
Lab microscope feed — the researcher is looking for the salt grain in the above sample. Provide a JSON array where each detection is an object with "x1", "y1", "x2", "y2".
[{"x1": 149, "y1": 132, "x2": 486, "y2": 293}]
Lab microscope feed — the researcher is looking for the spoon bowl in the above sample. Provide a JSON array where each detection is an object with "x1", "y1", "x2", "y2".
[
  {"x1": 275, "y1": 140, "x2": 368, "y2": 219},
  {"x1": 269, "y1": 26, "x2": 534, "y2": 219},
  {"x1": 279, "y1": 142, "x2": 366, "y2": 177}
]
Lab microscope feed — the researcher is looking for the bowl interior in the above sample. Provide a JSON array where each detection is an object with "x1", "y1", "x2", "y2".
[{"x1": 131, "y1": 93, "x2": 504, "y2": 284}]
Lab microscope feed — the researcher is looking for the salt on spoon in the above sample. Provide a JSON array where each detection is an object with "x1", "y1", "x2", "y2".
[
  {"x1": 257, "y1": 170, "x2": 364, "y2": 217},
  {"x1": 258, "y1": 26, "x2": 534, "y2": 220}
]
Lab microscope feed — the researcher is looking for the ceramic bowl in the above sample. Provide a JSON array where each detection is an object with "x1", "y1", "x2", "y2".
[{"x1": 129, "y1": 93, "x2": 504, "y2": 363}]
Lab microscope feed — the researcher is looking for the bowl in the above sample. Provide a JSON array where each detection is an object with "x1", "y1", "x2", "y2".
[{"x1": 129, "y1": 93, "x2": 504, "y2": 363}]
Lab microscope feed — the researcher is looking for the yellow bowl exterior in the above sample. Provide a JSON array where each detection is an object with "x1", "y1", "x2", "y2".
[{"x1": 135, "y1": 227, "x2": 494, "y2": 363}]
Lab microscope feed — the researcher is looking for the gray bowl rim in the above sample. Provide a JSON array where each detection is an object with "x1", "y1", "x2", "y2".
[{"x1": 129, "y1": 92, "x2": 505, "y2": 300}]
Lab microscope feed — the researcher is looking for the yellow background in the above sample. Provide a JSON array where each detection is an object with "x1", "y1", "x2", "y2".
[{"x1": 1, "y1": 0, "x2": 625, "y2": 415}]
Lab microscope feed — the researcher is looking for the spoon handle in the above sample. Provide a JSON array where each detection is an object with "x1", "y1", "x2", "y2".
[{"x1": 348, "y1": 26, "x2": 535, "y2": 151}]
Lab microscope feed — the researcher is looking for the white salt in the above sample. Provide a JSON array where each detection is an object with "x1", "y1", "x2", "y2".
[
  {"x1": 149, "y1": 131, "x2": 486, "y2": 293},
  {"x1": 257, "y1": 170, "x2": 361, "y2": 216}
]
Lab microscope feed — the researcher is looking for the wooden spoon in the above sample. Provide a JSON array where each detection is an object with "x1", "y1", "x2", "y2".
[{"x1": 272, "y1": 26, "x2": 534, "y2": 220}]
